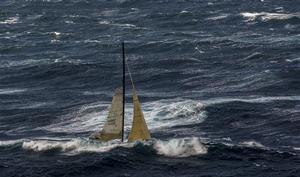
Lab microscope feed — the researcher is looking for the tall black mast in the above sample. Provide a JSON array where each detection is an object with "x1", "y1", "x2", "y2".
[{"x1": 121, "y1": 42, "x2": 125, "y2": 142}]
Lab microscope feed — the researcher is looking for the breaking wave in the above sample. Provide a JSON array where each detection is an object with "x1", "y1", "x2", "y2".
[
  {"x1": 154, "y1": 137, "x2": 207, "y2": 157},
  {"x1": 203, "y1": 96, "x2": 300, "y2": 105},
  {"x1": 20, "y1": 137, "x2": 208, "y2": 157},
  {"x1": 239, "y1": 140, "x2": 266, "y2": 149},
  {"x1": 0, "y1": 16, "x2": 20, "y2": 24},
  {"x1": 0, "y1": 88, "x2": 27, "y2": 95},
  {"x1": 0, "y1": 139, "x2": 24, "y2": 147},
  {"x1": 22, "y1": 138, "x2": 131, "y2": 154},
  {"x1": 241, "y1": 12, "x2": 300, "y2": 22},
  {"x1": 1, "y1": 137, "x2": 295, "y2": 158},
  {"x1": 37, "y1": 99, "x2": 206, "y2": 133}
]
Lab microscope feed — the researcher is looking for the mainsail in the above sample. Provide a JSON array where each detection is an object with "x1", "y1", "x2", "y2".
[
  {"x1": 128, "y1": 89, "x2": 151, "y2": 142},
  {"x1": 93, "y1": 87, "x2": 123, "y2": 141}
]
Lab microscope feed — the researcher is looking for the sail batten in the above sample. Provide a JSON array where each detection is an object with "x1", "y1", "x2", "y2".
[
  {"x1": 92, "y1": 87, "x2": 123, "y2": 141},
  {"x1": 128, "y1": 90, "x2": 151, "y2": 142}
]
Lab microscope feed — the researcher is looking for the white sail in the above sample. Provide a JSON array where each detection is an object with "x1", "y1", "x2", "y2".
[{"x1": 91, "y1": 87, "x2": 123, "y2": 141}]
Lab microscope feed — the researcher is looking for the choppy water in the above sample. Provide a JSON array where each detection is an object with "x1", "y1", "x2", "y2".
[{"x1": 1, "y1": 0, "x2": 300, "y2": 176}]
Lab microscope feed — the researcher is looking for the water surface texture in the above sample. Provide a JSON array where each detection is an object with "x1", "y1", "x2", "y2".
[{"x1": 0, "y1": 0, "x2": 300, "y2": 176}]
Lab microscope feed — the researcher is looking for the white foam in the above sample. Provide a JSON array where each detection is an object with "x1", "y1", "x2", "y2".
[
  {"x1": 99, "y1": 20, "x2": 110, "y2": 25},
  {"x1": 0, "y1": 88, "x2": 27, "y2": 95},
  {"x1": 22, "y1": 138, "x2": 130, "y2": 153},
  {"x1": 65, "y1": 20, "x2": 74, "y2": 24},
  {"x1": 207, "y1": 14, "x2": 229, "y2": 21},
  {"x1": 22, "y1": 138, "x2": 134, "y2": 155},
  {"x1": 241, "y1": 12, "x2": 300, "y2": 22},
  {"x1": 154, "y1": 137, "x2": 207, "y2": 157},
  {"x1": 203, "y1": 96, "x2": 300, "y2": 105},
  {"x1": 21, "y1": 137, "x2": 207, "y2": 157},
  {"x1": 145, "y1": 99, "x2": 206, "y2": 128},
  {"x1": 180, "y1": 10, "x2": 189, "y2": 14},
  {"x1": 38, "y1": 99, "x2": 206, "y2": 133},
  {"x1": 0, "y1": 59, "x2": 50, "y2": 68},
  {"x1": 98, "y1": 20, "x2": 145, "y2": 29},
  {"x1": 0, "y1": 139, "x2": 24, "y2": 146},
  {"x1": 286, "y1": 57, "x2": 300, "y2": 62},
  {"x1": 50, "y1": 31, "x2": 61, "y2": 37},
  {"x1": 36, "y1": 102, "x2": 109, "y2": 133},
  {"x1": 293, "y1": 147, "x2": 300, "y2": 151},
  {"x1": 0, "y1": 17, "x2": 19, "y2": 24},
  {"x1": 239, "y1": 140, "x2": 265, "y2": 149}
]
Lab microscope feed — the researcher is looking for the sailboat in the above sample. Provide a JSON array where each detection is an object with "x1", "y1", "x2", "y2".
[{"x1": 89, "y1": 42, "x2": 151, "y2": 142}]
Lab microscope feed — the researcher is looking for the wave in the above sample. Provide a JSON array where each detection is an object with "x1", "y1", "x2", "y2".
[
  {"x1": 0, "y1": 88, "x2": 27, "y2": 95},
  {"x1": 154, "y1": 137, "x2": 207, "y2": 157},
  {"x1": 0, "y1": 17, "x2": 19, "y2": 24},
  {"x1": 239, "y1": 140, "x2": 266, "y2": 149},
  {"x1": 0, "y1": 59, "x2": 49, "y2": 68},
  {"x1": 293, "y1": 147, "x2": 300, "y2": 151},
  {"x1": 99, "y1": 20, "x2": 145, "y2": 29},
  {"x1": 21, "y1": 137, "x2": 207, "y2": 157},
  {"x1": 203, "y1": 96, "x2": 300, "y2": 105},
  {"x1": 22, "y1": 138, "x2": 129, "y2": 154},
  {"x1": 37, "y1": 99, "x2": 206, "y2": 133},
  {"x1": 0, "y1": 139, "x2": 24, "y2": 147},
  {"x1": 206, "y1": 14, "x2": 229, "y2": 21},
  {"x1": 241, "y1": 12, "x2": 300, "y2": 22},
  {"x1": 2, "y1": 137, "x2": 296, "y2": 158}
]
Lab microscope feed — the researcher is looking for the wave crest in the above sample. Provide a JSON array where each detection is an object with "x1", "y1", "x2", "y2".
[
  {"x1": 21, "y1": 137, "x2": 207, "y2": 157},
  {"x1": 241, "y1": 12, "x2": 300, "y2": 22},
  {"x1": 22, "y1": 138, "x2": 130, "y2": 153},
  {"x1": 154, "y1": 137, "x2": 207, "y2": 157},
  {"x1": 38, "y1": 99, "x2": 206, "y2": 133}
]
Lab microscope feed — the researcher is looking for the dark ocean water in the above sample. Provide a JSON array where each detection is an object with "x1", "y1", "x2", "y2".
[{"x1": 1, "y1": 0, "x2": 300, "y2": 176}]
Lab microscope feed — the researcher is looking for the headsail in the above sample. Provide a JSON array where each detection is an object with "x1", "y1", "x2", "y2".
[
  {"x1": 128, "y1": 89, "x2": 151, "y2": 142},
  {"x1": 92, "y1": 87, "x2": 123, "y2": 141}
]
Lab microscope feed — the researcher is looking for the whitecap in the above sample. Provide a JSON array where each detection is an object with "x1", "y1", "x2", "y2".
[
  {"x1": 99, "y1": 20, "x2": 110, "y2": 25},
  {"x1": 286, "y1": 57, "x2": 300, "y2": 62},
  {"x1": 21, "y1": 137, "x2": 207, "y2": 157},
  {"x1": 207, "y1": 14, "x2": 229, "y2": 21},
  {"x1": 65, "y1": 20, "x2": 74, "y2": 24},
  {"x1": 180, "y1": 10, "x2": 189, "y2": 14},
  {"x1": 241, "y1": 12, "x2": 300, "y2": 22},
  {"x1": 239, "y1": 140, "x2": 266, "y2": 149},
  {"x1": 22, "y1": 138, "x2": 133, "y2": 154},
  {"x1": 51, "y1": 31, "x2": 61, "y2": 36},
  {"x1": 293, "y1": 147, "x2": 300, "y2": 151},
  {"x1": 0, "y1": 139, "x2": 24, "y2": 147},
  {"x1": 154, "y1": 137, "x2": 207, "y2": 157},
  {"x1": 37, "y1": 99, "x2": 206, "y2": 133},
  {"x1": 0, "y1": 88, "x2": 27, "y2": 95},
  {"x1": 0, "y1": 17, "x2": 19, "y2": 24},
  {"x1": 203, "y1": 96, "x2": 300, "y2": 105},
  {"x1": 51, "y1": 39, "x2": 60, "y2": 43}
]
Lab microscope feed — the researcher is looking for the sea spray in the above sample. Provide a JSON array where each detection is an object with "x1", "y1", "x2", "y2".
[
  {"x1": 153, "y1": 137, "x2": 207, "y2": 157},
  {"x1": 20, "y1": 137, "x2": 207, "y2": 157}
]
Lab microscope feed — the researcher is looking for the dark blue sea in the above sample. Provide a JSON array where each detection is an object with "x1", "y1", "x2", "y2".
[{"x1": 1, "y1": 0, "x2": 300, "y2": 176}]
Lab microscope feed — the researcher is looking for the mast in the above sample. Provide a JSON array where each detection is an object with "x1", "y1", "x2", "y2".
[{"x1": 121, "y1": 42, "x2": 125, "y2": 142}]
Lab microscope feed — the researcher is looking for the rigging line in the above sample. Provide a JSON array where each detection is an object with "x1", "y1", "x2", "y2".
[{"x1": 125, "y1": 57, "x2": 136, "y2": 91}]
